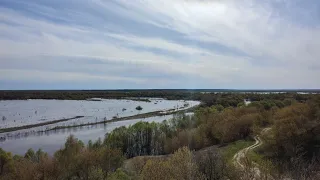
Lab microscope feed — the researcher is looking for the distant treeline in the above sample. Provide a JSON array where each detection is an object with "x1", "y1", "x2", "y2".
[
  {"x1": 0, "y1": 90, "x2": 193, "y2": 100},
  {"x1": 1, "y1": 90, "x2": 320, "y2": 113},
  {"x1": 1, "y1": 90, "x2": 319, "y2": 104}
]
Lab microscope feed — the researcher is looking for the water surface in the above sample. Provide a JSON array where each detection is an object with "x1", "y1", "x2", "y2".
[{"x1": 0, "y1": 99, "x2": 199, "y2": 155}]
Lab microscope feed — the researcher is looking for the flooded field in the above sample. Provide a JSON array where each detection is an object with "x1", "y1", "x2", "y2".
[{"x1": 0, "y1": 98, "x2": 199, "y2": 154}]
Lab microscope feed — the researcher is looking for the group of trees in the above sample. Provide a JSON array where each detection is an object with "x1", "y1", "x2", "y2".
[
  {"x1": 105, "y1": 102, "x2": 274, "y2": 158},
  {"x1": 105, "y1": 114, "x2": 196, "y2": 158},
  {"x1": 141, "y1": 147, "x2": 204, "y2": 179},
  {"x1": 0, "y1": 135, "x2": 125, "y2": 179},
  {"x1": 1, "y1": 90, "x2": 316, "y2": 103},
  {"x1": 258, "y1": 96, "x2": 320, "y2": 179},
  {"x1": 0, "y1": 90, "x2": 199, "y2": 100},
  {"x1": 117, "y1": 146, "x2": 234, "y2": 180},
  {"x1": 105, "y1": 94, "x2": 320, "y2": 179}
]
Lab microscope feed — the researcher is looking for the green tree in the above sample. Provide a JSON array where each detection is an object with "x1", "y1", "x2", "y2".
[
  {"x1": 88, "y1": 167, "x2": 104, "y2": 180},
  {"x1": 24, "y1": 148, "x2": 36, "y2": 162},
  {"x1": 0, "y1": 148, "x2": 13, "y2": 176}
]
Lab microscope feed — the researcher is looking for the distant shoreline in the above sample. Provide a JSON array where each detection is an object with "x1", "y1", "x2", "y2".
[{"x1": 1, "y1": 89, "x2": 319, "y2": 101}]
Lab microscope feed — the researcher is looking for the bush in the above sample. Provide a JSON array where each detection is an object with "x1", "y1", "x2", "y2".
[
  {"x1": 141, "y1": 147, "x2": 204, "y2": 180},
  {"x1": 136, "y1": 106, "x2": 143, "y2": 111}
]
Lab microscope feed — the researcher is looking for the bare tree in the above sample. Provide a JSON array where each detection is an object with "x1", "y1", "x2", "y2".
[{"x1": 194, "y1": 149, "x2": 228, "y2": 180}]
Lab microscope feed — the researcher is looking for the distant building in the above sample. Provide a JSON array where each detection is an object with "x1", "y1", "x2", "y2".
[{"x1": 244, "y1": 99, "x2": 251, "y2": 106}]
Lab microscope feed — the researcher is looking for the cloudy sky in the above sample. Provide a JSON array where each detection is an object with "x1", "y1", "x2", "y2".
[{"x1": 0, "y1": 0, "x2": 319, "y2": 90}]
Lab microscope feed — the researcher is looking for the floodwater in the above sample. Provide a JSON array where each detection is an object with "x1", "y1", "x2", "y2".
[{"x1": 0, "y1": 99, "x2": 199, "y2": 155}]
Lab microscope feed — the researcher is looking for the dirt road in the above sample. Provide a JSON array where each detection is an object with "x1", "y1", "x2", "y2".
[{"x1": 233, "y1": 128, "x2": 271, "y2": 179}]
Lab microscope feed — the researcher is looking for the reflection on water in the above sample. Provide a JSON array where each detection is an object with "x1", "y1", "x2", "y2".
[{"x1": 0, "y1": 114, "x2": 176, "y2": 155}]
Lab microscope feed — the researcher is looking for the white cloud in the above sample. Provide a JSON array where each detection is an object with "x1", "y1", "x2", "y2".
[
  {"x1": 106, "y1": 33, "x2": 211, "y2": 56},
  {"x1": 0, "y1": 69, "x2": 145, "y2": 83},
  {"x1": 0, "y1": 0, "x2": 319, "y2": 88},
  {"x1": 111, "y1": 0, "x2": 320, "y2": 66}
]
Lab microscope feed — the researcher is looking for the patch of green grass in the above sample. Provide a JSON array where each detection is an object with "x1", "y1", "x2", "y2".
[
  {"x1": 247, "y1": 147, "x2": 276, "y2": 176},
  {"x1": 247, "y1": 146, "x2": 273, "y2": 167},
  {"x1": 247, "y1": 148, "x2": 263, "y2": 164},
  {"x1": 220, "y1": 140, "x2": 255, "y2": 164}
]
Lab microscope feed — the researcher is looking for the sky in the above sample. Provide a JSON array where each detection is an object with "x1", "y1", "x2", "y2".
[{"x1": 0, "y1": 0, "x2": 320, "y2": 90}]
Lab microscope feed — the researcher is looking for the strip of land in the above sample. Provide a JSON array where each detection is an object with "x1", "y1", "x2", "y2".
[
  {"x1": 0, "y1": 116, "x2": 84, "y2": 133},
  {"x1": 47, "y1": 107, "x2": 195, "y2": 132}
]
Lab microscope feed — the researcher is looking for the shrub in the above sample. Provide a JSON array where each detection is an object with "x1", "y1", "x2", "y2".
[{"x1": 136, "y1": 106, "x2": 143, "y2": 111}]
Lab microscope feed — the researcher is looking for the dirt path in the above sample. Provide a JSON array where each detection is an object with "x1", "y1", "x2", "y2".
[
  {"x1": 233, "y1": 128, "x2": 271, "y2": 179},
  {"x1": 233, "y1": 136, "x2": 261, "y2": 169}
]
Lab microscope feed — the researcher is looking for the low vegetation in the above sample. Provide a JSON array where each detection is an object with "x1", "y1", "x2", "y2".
[{"x1": 221, "y1": 140, "x2": 255, "y2": 164}]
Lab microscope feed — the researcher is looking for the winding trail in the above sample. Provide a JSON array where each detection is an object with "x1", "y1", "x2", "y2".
[{"x1": 233, "y1": 128, "x2": 271, "y2": 179}]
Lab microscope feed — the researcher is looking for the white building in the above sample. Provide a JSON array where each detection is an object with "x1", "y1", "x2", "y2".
[{"x1": 244, "y1": 99, "x2": 251, "y2": 106}]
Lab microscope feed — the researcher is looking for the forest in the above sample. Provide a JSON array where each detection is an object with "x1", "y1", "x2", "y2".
[
  {"x1": 0, "y1": 92, "x2": 320, "y2": 179},
  {"x1": 0, "y1": 89, "x2": 318, "y2": 102}
]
